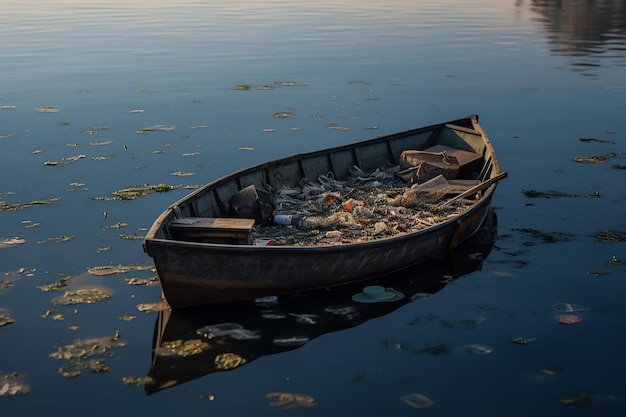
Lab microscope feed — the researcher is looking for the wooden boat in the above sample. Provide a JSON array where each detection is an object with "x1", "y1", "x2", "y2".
[
  {"x1": 143, "y1": 114, "x2": 506, "y2": 308},
  {"x1": 145, "y1": 211, "x2": 497, "y2": 394}
]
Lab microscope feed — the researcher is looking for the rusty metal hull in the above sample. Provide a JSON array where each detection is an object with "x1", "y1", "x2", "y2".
[{"x1": 143, "y1": 115, "x2": 504, "y2": 308}]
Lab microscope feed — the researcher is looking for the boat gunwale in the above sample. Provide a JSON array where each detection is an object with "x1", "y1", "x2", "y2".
[{"x1": 143, "y1": 114, "x2": 499, "y2": 252}]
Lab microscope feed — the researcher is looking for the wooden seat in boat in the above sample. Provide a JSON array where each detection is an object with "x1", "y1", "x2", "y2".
[{"x1": 170, "y1": 217, "x2": 254, "y2": 244}]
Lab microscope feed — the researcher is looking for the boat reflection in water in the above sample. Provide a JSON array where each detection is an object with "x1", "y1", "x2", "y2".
[{"x1": 145, "y1": 209, "x2": 497, "y2": 395}]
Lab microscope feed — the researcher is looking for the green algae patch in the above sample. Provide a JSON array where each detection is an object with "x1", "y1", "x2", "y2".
[
  {"x1": 88, "y1": 264, "x2": 153, "y2": 276},
  {"x1": 156, "y1": 339, "x2": 210, "y2": 357},
  {"x1": 51, "y1": 287, "x2": 112, "y2": 306},
  {"x1": 94, "y1": 183, "x2": 196, "y2": 201},
  {"x1": 0, "y1": 196, "x2": 61, "y2": 212},
  {"x1": 37, "y1": 274, "x2": 72, "y2": 292},
  {"x1": 0, "y1": 309, "x2": 15, "y2": 327},
  {"x1": 594, "y1": 230, "x2": 626, "y2": 243},
  {"x1": 112, "y1": 183, "x2": 174, "y2": 200},
  {"x1": 571, "y1": 153, "x2": 615, "y2": 164},
  {"x1": 560, "y1": 393, "x2": 593, "y2": 406},
  {"x1": 50, "y1": 331, "x2": 125, "y2": 378}
]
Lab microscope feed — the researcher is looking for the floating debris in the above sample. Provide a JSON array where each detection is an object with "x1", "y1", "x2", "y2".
[
  {"x1": 462, "y1": 343, "x2": 494, "y2": 355},
  {"x1": 272, "y1": 111, "x2": 296, "y2": 118},
  {"x1": 274, "y1": 81, "x2": 308, "y2": 87},
  {"x1": 0, "y1": 237, "x2": 26, "y2": 248},
  {"x1": 267, "y1": 392, "x2": 316, "y2": 409},
  {"x1": 401, "y1": 393, "x2": 434, "y2": 409},
  {"x1": 124, "y1": 277, "x2": 158, "y2": 286},
  {"x1": 555, "y1": 314, "x2": 583, "y2": 325},
  {"x1": 594, "y1": 230, "x2": 626, "y2": 243},
  {"x1": 136, "y1": 300, "x2": 170, "y2": 312},
  {"x1": 560, "y1": 393, "x2": 593, "y2": 406},
  {"x1": 87, "y1": 264, "x2": 153, "y2": 276},
  {"x1": 272, "y1": 336, "x2": 309, "y2": 346},
  {"x1": 136, "y1": 125, "x2": 175, "y2": 133},
  {"x1": 215, "y1": 353, "x2": 246, "y2": 370},
  {"x1": 51, "y1": 287, "x2": 112, "y2": 305},
  {"x1": 34, "y1": 106, "x2": 60, "y2": 113},
  {"x1": 552, "y1": 303, "x2": 587, "y2": 313},
  {"x1": 511, "y1": 337, "x2": 536, "y2": 345},
  {"x1": 37, "y1": 274, "x2": 72, "y2": 292},
  {"x1": 571, "y1": 153, "x2": 615, "y2": 164},
  {"x1": 233, "y1": 84, "x2": 251, "y2": 90},
  {"x1": 0, "y1": 279, "x2": 12, "y2": 291},
  {"x1": 106, "y1": 183, "x2": 176, "y2": 200},
  {"x1": 196, "y1": 323, "x2": 260, "y2": 340},
  {"x1": 119, "y1": 234, "x2": 143, "y2": 240},
  {"x1": 121, "y1": 375, "x2": 154, "y2": 386},
  {"x1": 36, "y1": 235, "x2": 74, "y2": 243},
  {"x1": 171, "y1": 171, "x2": 195, "y2": 177},
  {"x1": 41, "y1": 309, "x2": 64, "y2": 320},
  {"x1": 117, "y1": 315, "x2": 136, "y2": 321},
  {"x1": 50, "y1": 332, "x2": 124, "y2": 378},
  {"x1": 156, "y1": 339, "x2": 209, "y2": 357},
  {"x1": 238, "y1": 146, "x2": 255, "y2": 151},
  {"x1": 0, "y1": 196, "x2": 61, "y2": 212},
  {"x1": 0, "y1": 372, "x2": 30, "y2": 396},
  {"x1": 0, "y1": 309, "x2": 15, "y2": 327},
  {"x1": 327, "y1": 125, "x2": 352, "y2": 131},
  {"x1": 129, "y1": 109, "x2": 144, "y2": 113},
  {"x1": 0, "y1": 105, "x2": 17, "y2": 109}
]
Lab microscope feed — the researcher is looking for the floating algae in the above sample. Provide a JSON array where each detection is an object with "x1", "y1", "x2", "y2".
[
  {"x1": 401, "y1": 393, "x2": 434, "y2": 408},
  {"x1": 51, "y1": 287, "x2": 112, "y2": 305},
  {"x1": 34, "y1": 106, "x2": 60, "y2": 113},
  {"x1": 156, "y1": 339, "x2": 210, "y2": 357},
  {"x1": 88, "y1": 264, "x2": 153, "y2": 276},
  {"x1": 267, "y1": 392, "x2": 316, "y2": 409},
  {"x1": 215, "y1": 353, "x2": 246, "y2": 370},
  {"x1": 94, "y1": 183, "x2": 197, "y2": 201},
  {"x1": 37, "y1": 274, "x2": 72, "y2": 292},
  {"x1": 571, "y1": 153, "x2": 615, "y2": 163},
  {"x1": 0, "y1": 309, "x2": 15, "y2": 327},
  {"x1": 0, "y1": 371, "x2": 30, "y2": 396},
  {"x1": 272, "y1": 111, "x2": 296, "y2": 118},
  {"x1": 121, "y1": 375, "x2": 155, "y2": 386},
  {"x1": 36, "y1": 235, "x2": 74, "y2": 244},
  {"x1": 50, "y1": 332, "x2": 124, "y2": 378},
  {"x1": 135, "y1": 125, "x2": 175, "y2": 133},
  {"x1": 0, "y1": 196, "x2": 61, "y2": 212},
  {"x1": 594, "y1": 230, "x2": 626, "y2": 243},
  {"x1": 560, "y1": 393, "x2": 593, "y2": 406}
]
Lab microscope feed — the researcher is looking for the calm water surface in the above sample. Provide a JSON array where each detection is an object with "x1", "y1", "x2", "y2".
[{"x1": 1, "y1": 0, "x2": 625, "y2": 415}]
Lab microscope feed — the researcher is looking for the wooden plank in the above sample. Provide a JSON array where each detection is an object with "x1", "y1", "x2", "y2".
[{"x1": 437, "y1": 172, "x2": 507, "y2": 208}]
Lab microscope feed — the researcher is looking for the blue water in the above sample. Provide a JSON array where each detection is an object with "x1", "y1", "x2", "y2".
[{"x1": 1, "y1": 0, "x2": 625, "y2": 415}]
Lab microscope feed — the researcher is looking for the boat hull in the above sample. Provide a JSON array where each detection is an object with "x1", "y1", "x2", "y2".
[{"x1": 143, "y1": 115, "x2": 503, "y2": 308}]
